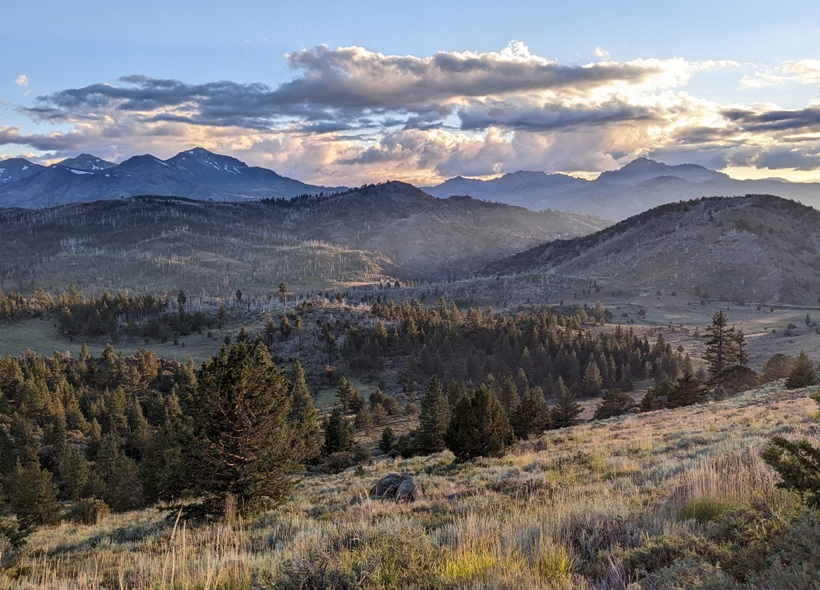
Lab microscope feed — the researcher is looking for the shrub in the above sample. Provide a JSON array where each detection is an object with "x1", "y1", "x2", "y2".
[
  {"x1": 66, "y1": 498, "x2": 111, "y2": 525},
  {"x1": 760, "y1": 353, "x2": 794, "y2": 384},
  {"x1": 784, "y1": 351, "x2": 818, "y2": 389},
  {"x1": 677, "y1": 497, "x2": 733, "y2": 524}
]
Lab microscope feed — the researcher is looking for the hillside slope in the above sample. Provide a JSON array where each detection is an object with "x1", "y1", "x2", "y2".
[
  {"x1": 486, "y1": 194, "x2": 820, "y2": 304},
  {"x1": 0, "y1": 182, "x2": 607, "y2": 294}
]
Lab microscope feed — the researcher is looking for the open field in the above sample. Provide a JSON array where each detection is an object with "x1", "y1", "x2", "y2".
[{"x1": 4, "y1": 381, "x2": 818, "y2": 589}]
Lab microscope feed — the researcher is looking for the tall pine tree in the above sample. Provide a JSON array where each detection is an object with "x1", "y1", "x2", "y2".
[
  {"x1": 288, "y1": 361, "x2": 322, "y2": 464},
  {"x1": 416, "y1": 375, "x2": 451, "y2": 454},
  {"x1": 190, "y1": 342, "x2": 299, "y2": 515}
]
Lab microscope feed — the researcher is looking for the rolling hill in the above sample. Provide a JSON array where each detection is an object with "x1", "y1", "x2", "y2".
[
  {"x1": 0, "y1": 181, "x2": 607, "y2": 295},
  {"x1": 485, "y1": 194, "x2": 820, "y2": 304}
]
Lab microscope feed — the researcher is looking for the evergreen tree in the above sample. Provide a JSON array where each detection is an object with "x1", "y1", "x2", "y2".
[
  {"x1": 762, "y1": 392, "x2": 820, "y2": 507},
  {"x1": 703, "y1": 311, "x2": 747, "y2": 378},
  {"x1": 666, "y1": 373, "x2": 708, "y2": 408},
  {"x1": 785, "y1": 351, "x2": 818, "y2": 389},
  {"x1": 371, "y1": 402, "x2": 388, "y2": 426},
  {"x1": 512, "y1": 385, "x2": 550, "y2": 439},
  {"x1": 6, "y1": 458, "x2": 60, "y2": 535},
  {"x1": 581, "y1": 361, "x2": 603, "y2": 397},
  {"x1": 59, "y1": 447, "x2": 90, "y2": 501},
  {"x1": 593, "y1": 388, "x2": 636, "y2": 420},
  {"x1": 416, "y1": 375, "x2": 451, "y2": 454},
  {"x1": 497, "y1": 376, "x2": 520, "y2": 412},
  {"x1": 354, "y1": 405, "x2": 373, "y2": 433},
  {"x1": 190, "y1": 342, "x2": 299, "y2": 515},
  {"x1": 335, "y1": 377, "x2": 363, "y2": 412},
  {"x1": 379, "y1": 426, "x2": 395, "y2": 455},
  {"x1": 444, "y1": 385, "x2": 514, "y2": 461},
  {"x1": 322, "y1": 408, "x2": 354, "y2": 455},
  {"x1": 446, "y1": 379, "x2": 468, "y2": 409},
  {"x1": 287, "y1": 361, "x2": 322, "y2": 464},
  {"x1": 550, "y1": 378, "x2": 582, "y2": 429},
  {"x1": 280, "y1": 315, "x2": 292, "y2": 341}
]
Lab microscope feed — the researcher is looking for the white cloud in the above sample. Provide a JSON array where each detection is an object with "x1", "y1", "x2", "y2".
[
  {"x1": 741, "y1": 60, "x2": 820, "y2": 88},
  {"x1": 4, "y1": 45, "x2": 820, "y2": 184},
  {"x1": 15, "y1": 74, "x2": 29, "y2": 87}
]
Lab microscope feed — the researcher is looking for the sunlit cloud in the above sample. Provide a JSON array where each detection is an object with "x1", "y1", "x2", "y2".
[
  {"x1": 741, "y1": 60, "x2": 820, "y2": 88},
  {"x1": 15, "y1": 75, "x2": 29, "y2": 87},
  {"x1": 3, "y1": 43, "x2": 820, "y2": 184}
]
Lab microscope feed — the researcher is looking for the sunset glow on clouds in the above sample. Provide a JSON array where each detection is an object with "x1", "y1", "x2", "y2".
[{"x1": 2, "y1": 1, "x2": 819, "y2": 185}]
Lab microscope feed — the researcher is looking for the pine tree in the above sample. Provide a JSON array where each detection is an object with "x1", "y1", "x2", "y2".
[
  {"x1": 371, "y1": 402, "x2": 388, "y2": 426},
  {"x1": 762, "y1": 392, "x2": 820, "y2": 507},
  {"x1": 581, "y1": 361, "x2": 603, "y2": 397},
  {"x1": 354, "y1": 405, "x2": 373, "y2": 433},
  {"x1": 6, "y1": 457, "x2": 60, "y2": 535},
  {"x1": 444, "y1": 385, "x2": 514, "y2": 461},
  {"x1": 593, "y1": 388, "x2": 636, "y2": 420},
  {"x1": 497, "y1": 376, "x2": 520, "y2": 412},
  {"x1": 379, "y1": 426, "x2": 395, "y2": 455},
  {"x1": 666, "y1": 373, "x2": 708, "y2": 408},
  {"x1": 512, "y1": 385, "x2": 550, "y2": 439},
  {"x1": 785, "y1": 351, "x2": 818, "y2": 389},
  {"x1": 287, "y1": 361, "x2": 322, "y2": 464},
  {"x1": 335, "y1": 377, "x2": 362, "y2": 412},
  {"x1": 416, "y1": 375, "x2": 451, "y2": 454},
  {"x1": 190, "y1": 342, "x2": 299, "y2": 515},
  {"x1": 550, "y1": 378, "x2": 582, "y2": 429},
  {"x1": 703, "y1": 311, "x2": 747, "y2": 378},
  {"x1": 322, "y1": 408, "x2": 354, "y2": 455}
]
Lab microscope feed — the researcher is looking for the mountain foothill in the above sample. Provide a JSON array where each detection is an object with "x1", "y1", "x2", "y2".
[{"x1": 1, "y1": 147, "x2": 819, "y2": 304}]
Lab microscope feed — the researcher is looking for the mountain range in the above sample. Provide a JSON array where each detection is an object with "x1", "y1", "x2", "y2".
[
  {"x1": 2, "y1": 149, "x2": 819, "y2": 220},
  {"x1": 424, "y1": 158, "x2": 820, "y2": 220},
  {"x1": 0, "y1": 148, "x2": 343, "y2": 209}
]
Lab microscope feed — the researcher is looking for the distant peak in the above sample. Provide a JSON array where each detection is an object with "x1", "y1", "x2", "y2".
[
  {"x1": 623, "y1": 157, "x2": 662, "y2": 168},
  {"x1": 182, "y1": 147, "x2": 214, "y2": 156}
]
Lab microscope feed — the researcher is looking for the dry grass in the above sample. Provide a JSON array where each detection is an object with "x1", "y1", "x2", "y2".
[{"x1": 3, "y1": 381, "x2": 819, "y2": 589}]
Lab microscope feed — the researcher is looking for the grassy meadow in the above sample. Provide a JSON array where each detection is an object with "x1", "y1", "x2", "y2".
[{"x1": 3, "y1": 380, "x2": 818, "y2": 589}]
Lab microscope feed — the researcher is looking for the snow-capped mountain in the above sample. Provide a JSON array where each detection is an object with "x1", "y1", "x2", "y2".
[
  {"x1": 0, "y1": 158, "x2": 46, "y2": 185},
  {"x1": 0, "y1": 148, "x2": 345, "y2": 209},
  {"x1": 57, "y1": 154, "x2": 116, "y2": 172}
]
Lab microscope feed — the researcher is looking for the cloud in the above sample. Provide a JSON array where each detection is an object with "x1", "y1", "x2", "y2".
[
  {"x1": 741, "y1": 60, "x2": 820, "y2": 88},
  {"x1": 3, "y1": 43, "x2": 820, "y2": 183},
  {"x1": 722, "y1": 105, "x2": 820, "y2": 133},
  {"x1": 26, "y1": 43, "x2": 680, "y2": 133},
  {"x1": 15, "y1": 75, "x2": 29, "y2": 87}
]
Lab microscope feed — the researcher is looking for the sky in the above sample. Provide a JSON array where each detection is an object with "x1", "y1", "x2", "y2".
[{"x1": 1, "y1": 0, "x2": 819, "y2": 186}]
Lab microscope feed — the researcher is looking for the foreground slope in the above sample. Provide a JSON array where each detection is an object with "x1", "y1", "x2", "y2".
[
  {"x1": 0, "y1": 182, "x2": 606, "y2": 293},
  {"x1": 486, "y1": 194, "x2": 820, "y2": 304},
  {"x1": 10, "y1": 381, "x2": 819, "y2": 589}
]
